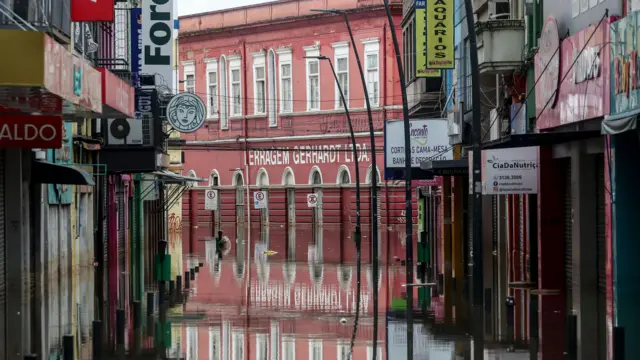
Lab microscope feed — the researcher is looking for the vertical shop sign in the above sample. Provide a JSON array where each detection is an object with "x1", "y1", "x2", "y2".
[
  {"x1": 47, "y1": 122, "x2": 75, "y2": 204},
  {"x1": 131, "y1": 7, "x2": 143, "y2": 119},
  {"x1": 426, "y1": 0, "x2": 454, "y2": 69},
  {"x1": 142, "y1": 0, "x2": 174, "y2": 90},
  {"x1": 415, "y1": 0, "x2": 441, "y2": 77}
]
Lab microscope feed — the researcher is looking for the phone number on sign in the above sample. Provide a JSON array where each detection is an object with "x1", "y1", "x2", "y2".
[{"x1": 497, "y1": 175, "x2": 523, "y2": 180}]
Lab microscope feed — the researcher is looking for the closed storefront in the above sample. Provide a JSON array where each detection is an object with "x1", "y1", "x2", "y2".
[
  {"x1": 562, "y1": 159, "x2": 573, "y2": 317},
  {"x1": 0, "y1": 150, "x2": 5, "y2": 357},
  {"x1": 594, "y1": 154, "x2": 606, "y2": 360}
]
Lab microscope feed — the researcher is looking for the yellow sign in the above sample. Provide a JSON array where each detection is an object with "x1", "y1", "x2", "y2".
[
  {"x1": 415, "y1": 1, "x2": 442, "y2": 78},
  {"x1": 263, "y1": 250, "x2": 278, "y2": 256},
  {"x1": 426, "y1": 0, "x2": 455, "y2": 69}
]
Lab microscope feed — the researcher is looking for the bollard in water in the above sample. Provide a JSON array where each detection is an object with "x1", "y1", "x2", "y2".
[
  {"x1": 92, "y1": 320, "x2": 102, "y2": 360},
  {"x1": 63, "y1": 335, "x2": 74, "y2": 360}
]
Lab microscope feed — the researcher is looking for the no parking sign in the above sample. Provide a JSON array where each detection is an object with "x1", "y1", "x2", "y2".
[
  {"x1": 307, "y1": 193, "x2": 319, "y2": 208},
  {"x1": 205, "y1": 189, "x2": 218, "y2": 210},
  {"x1": 254, "y1": 191, "x2": 267, "y2": 209}
]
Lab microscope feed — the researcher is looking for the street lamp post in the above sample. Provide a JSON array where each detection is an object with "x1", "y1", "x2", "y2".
[
  {"x1": 309, "y1": 9, "x2": 380, "y2": 359},
  {"x1": 304, "y1": 54, "x2": 363, "y2": 357}
]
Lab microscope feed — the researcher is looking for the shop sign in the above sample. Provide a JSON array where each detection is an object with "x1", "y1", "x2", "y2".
[
  {"x1": 481, "y1": 146, "x2": 539, "y2": 195},
  {"x1": 426, "y1": 0, "x2": 454, "y2": 69},
  {"x1": 536, "y1": 18, "x2": 610, "y2": 129},
  {"x1": 71, "y1": 0, "x2": 115, "y2": 22},
  {"x1": 166, "y1": 92, "x2": 205, "y2": 133},
  {"x1": 98, "y1": 68, "x2": 134, "y2": 118},
  {"x1": 414, "y1": 1, "x2": 442, "y2": 78},
  {"x1": 0, "y1": 114, "x2": 63, "y2": 149},
  {"x1": 384, "y1": 118, "x2": 453, "y2": 169},
  {"x1": 142, "y1": 0, "x2": 174, "y2": 90},
  {"x1": 47, "y1": 122, "x2": 74, "y2": 205},
  {"x1": 248, "y1": 143, "x2": 371, "y2": 167},
  {"x1": 130, "y1": 7, "x2": 143, "y2": 119},
  {"x1": 610, "y1": 12, "x2": 640, "y2": 115}
]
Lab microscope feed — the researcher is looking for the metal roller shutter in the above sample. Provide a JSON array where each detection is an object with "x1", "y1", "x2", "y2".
[
  {"x1": 595, "y1": 154, "x2": 606, "y2": 360},
  {"x1": 0, "y1": 150, "x2": 5, "y2": 356},
  {"x1": 116, "y1": 180, "x2": 126, "y2": 308},
  {"x1": 563, "y1": 160, "x2": 573, "y2": 312}
]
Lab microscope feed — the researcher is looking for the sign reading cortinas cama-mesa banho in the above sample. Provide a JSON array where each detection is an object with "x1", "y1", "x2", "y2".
[{"x1": 0, "y1": 114, "x2": 63, "y2": 149}]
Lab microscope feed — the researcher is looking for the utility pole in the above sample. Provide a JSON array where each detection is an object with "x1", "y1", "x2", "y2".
[
  {"x1": 463, "y1": 0, "x2": 485, "y2": 357},
  {"x1": 381, "y1": 1, "x2": 414, "y2": 358}
]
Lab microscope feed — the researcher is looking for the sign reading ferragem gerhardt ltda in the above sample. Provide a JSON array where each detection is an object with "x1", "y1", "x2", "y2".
[
  {"x1": 481, "y1": 146, "x2": 539, "y2": 195},
  {"x1": 426, "y1": 0, "x2": 455, "y2": 69}
]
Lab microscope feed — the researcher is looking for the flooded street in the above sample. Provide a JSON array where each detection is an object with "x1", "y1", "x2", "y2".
[{"x1": 166, "y1": 224, "x2": 531, "y2": 360}]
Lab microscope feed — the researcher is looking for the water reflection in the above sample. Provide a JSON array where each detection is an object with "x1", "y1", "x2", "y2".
[{"x1": 175, "y1": 224, "x2": 462, "y2": 360}]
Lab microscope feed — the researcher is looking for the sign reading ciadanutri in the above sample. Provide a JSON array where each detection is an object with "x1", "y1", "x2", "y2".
[
  {"x1": 142, "y1": 0, "x2": 174, "y2": 90},
  {"x1": 426, "y1": 0, "x2": 454, "y2": 69},
  {"x1": 415, "y1": 0, "x2": 441, "y2": 78},
  {"x1": 482, "y1": 146, "x2": 539, "y2": 195}
]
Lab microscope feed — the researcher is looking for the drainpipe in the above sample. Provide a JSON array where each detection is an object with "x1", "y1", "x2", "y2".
[{"x1": 382, "y1": 23, "x2": 388, "y2": 117}]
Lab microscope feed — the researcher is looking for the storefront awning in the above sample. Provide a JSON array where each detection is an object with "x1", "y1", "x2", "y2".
[
  {"x1": 482, "y1": 130, "x2": 601, "y2": 150},
  {"x1": 601, "y1": 108, "x2": 640, "y2": 135},
  {"x1": 32, "y1": 160, "x2": 95, "y2": 185},
  {"x1": 151, "y1": 170, "x2": 206, "y2": 184},
  {"x1": 420, "y1": 160, "x2": 469, "y2": 176}
]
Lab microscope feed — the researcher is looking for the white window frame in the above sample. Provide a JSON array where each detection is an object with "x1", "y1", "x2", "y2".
[
  {"x1": 362, "y1": 38, "x2": 381, "y2": 108},
  {"x1": 228, "y1": 55, "x2": 242, "y2": 117},
  {"x1": 186, "y1": 326, "x2": 198, "y2": 360},
  {"x1": 253, "y1": 50, "x2": 267, "y2": 115},
  {"x1": 282, "y1": 337, "x2": 295, "y2": 360},
  {"x1": 205, "y1": 58, "x2": 218, "y2": 119},
  {"x1": 304, "y1": 45, "x2": 320, "y2": 111},
  {"x1": 277, "y1": 48, "x2": 293, "y2": 114},
  {"x1": 209, "y1": 327, "x2": 221, "y2": 360},
  {"x1": 182, "y1": 60, "x2": 195, "y2": 94},
  {"x1": 332, "y1": 41, "x2": 350, "y2": 109},
  {"x1": 232, "y1": 331, "x2": 245, "y2": 360},
  {"x1": 256, "y1": 333, "x2": 269, "y2": 360},
  {"x1": 308, "y1": 339, "x2": 323, "y2": 360},
  {"x1": 366, "y1": 345, "x2": 382, "y2": 360},
  {"x1": 338, "y1": 342, "x2": 351, "y2": 360}
]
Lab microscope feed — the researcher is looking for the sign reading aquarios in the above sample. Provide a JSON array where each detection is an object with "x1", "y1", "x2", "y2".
[
  {"x1": 426, "y1": 0, "x2": 454, "y2": 69},
  {"x1": 415, "y1": 0, "x2": 441, "y2": 78}
]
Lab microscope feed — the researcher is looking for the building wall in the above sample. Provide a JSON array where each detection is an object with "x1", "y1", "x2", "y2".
[{"x1": 543, "y1": 0, "x2": 621, "y2": 35}]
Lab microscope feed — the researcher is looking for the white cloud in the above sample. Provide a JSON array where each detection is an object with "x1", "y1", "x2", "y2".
[{"x1": 178, "y1": 0, "x2": 270, "y2": 16}]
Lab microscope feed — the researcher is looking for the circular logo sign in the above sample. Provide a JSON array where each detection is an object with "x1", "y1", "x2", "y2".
[
  {"x1": 536, "y1": 17, "x2": 561, "y2": 113},
  {"x1": 207, "y1": 191, "x2": 216, "y2": 199},
  {"x1": 256, "y1": 192, "x2": 265, "y2": 201},
  {"x1": 166, "y1": 92, "x2": 206, "y2": 133}
]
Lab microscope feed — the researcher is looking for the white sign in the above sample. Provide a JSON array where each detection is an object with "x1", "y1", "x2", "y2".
[
  {"x1": 307, "y1": 193, "x2": 319, "y2": 208},
  {"x1": 204, "y1": 189, "x2": 218, "y2": 210},
  {"x1": 384, "y1": 119, "x2": 453, "y2": 168},
  {"x1": 248, "y1": 143, "x2": 370, "y2": 167},
  {"x1": 166, "y1": 93, "x2": 206, "y2": 133},
  {"x1": 254, "y1": 191, "x2": 267, "y2": 209},
  {"x1": 142, "y1": 0, "x2": 174, "y2": 90},
  {"x1": 482, "y1": 146, "x2": 539, "y2": 195}
]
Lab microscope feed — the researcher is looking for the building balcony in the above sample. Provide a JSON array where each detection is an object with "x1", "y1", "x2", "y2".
[
  {"x1": 0, "y1": 0, "x2": 72, "y2": 42},
  {"x1": 475, "y1": 19, "x2": 525, "y2": 74}
]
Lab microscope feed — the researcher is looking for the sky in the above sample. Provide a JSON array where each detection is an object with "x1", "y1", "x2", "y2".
[{"x1": 178, "y1": 0, "x2": 268, "y2": 16}]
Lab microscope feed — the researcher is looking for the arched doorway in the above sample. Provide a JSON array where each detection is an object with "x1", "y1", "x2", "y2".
[
  {"x1": 233, "y1": 170, "x2": 245, "y2": 241},
  {"x1": 282, "y1": 167, "x2": 296, "y2": 261},
  {"x1": 256, "y1": 168, "x2": 270, "y2": 244},
  {"x1": 309, "y1": 166, "x2": 323, "y2": 284}
]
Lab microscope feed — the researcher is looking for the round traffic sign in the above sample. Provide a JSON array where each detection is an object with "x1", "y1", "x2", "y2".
[
  {"x1": 256, "y1": 192, "x2": 265, "y2": 201},
  {"x1": 308, "y1": 194, "x2": 317, "y2": 204},
  {"x1": 207, "y1": 191, "x2": 216, "y2": 199}
]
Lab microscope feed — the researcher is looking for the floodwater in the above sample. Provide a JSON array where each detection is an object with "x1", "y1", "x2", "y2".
[{"x1": 167, "y1": 224, "x2": 530, "y2": 360}]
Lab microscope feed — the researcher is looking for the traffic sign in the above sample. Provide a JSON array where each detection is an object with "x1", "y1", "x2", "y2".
[
  {"x1": 205, "y1": 189, "x2": 218, "y2": 210},
  {"x1": 254, "y1": 191, "x2": 267, "y2": 209},
  {"x1": 307, "y1": 193, "x2": 319, "y2": 208}
]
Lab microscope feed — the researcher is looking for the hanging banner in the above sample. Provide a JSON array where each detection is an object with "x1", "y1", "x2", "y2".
[
  {"x1": 481, "y1": 146, "x2": 539, "y2": 195},
  {"x1": 415, "y1": 0, "x2": 441, "y2": 78},
  {"x1": 426, "y1": 0, "x2": 455, "y2": 69}
]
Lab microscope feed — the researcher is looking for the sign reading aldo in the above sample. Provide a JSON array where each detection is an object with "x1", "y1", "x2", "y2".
[
  {"x1": 205, "y1": 190, "x2": 219, "y2": 210},
  {"x1": 0, "y1": 114, "x2": 63, "y2": 148},
  {"x1": 142, "y1": 0, "x2": 174, "y2": 89},
  {"x1": 482, "y1": 146, "x2": 539, "y2": 195},
  {"x1": 254, "y1": 191, "x2": 267, "y2": 209}
]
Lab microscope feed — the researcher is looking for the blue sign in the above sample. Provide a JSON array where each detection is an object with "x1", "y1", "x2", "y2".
[
  {"x1": 73, "y1": 64, "x2": 83, "y2": 96},
  {"x1": 47, "y1": 122, "x2": 74, "y2": 205},
  {"x1": 131, "y1": 7, "x2": 143, "y2": 120}
]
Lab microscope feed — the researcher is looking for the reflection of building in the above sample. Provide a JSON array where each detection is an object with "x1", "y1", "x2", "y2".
[{"x1": 174, "y1": 0, "x2": 419, "y2": 258}]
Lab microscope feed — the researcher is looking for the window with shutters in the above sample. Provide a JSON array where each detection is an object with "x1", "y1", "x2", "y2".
[
  {"x1": 186, "y1": 326, "x2": 198, "y2": 360},
  {"x1": 183, "y1": 61, "x2": 195, "y2": 94},
  {"x1": 232, "y1": 332, "x2": 244, "y2": 360},
  {"x1": 277, "y1": 47, "x2": 293, "y2": 114},
  {"x1": 256, "y1": 334, "x2": 268, "y2": 360},
  {"x1": 209, "y1": 328, "x2": 221, "y2": 360},
  {"x1": 228, "y1": 55, "x2": 242, "y2": 117},
  {"x1": 205, "y1": 59, "x2": 218, "y2": 119},
  {"x1": 338, "y1": 343, "x2": 351, "y2": 360},
  {"x1": 332, "y1": 42, "x2": 349, "y2": 109},
  {"x1": 282, "y1": 339, "x2": 295, "y2": 360},
  {"x1": 253, "y1": 51, "x2": 267, "y2": 115},
  {"x1": 309, "y1": 340, "x2": 323, "y2": 360}
]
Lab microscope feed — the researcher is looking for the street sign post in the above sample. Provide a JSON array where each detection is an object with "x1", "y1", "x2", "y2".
[
  {"x1": 254, "y1": 191, "x2": 267, "y2": 209},
  {"x1": 204, "y1": 189, "x2": 218, "y2": 210},
  {"x1": 307, "y1": 193, "x2": 318, "y2": 208}
]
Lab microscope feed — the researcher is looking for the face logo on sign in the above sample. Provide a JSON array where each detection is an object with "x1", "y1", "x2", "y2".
[{"x1": 166, "y1": 92, "x2": 206, "y2": 133}]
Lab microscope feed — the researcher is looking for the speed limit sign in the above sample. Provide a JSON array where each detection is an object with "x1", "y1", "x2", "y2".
[
  {"x1": 254, "y1": 191, "x2": 267, "y2": 209},
  {"x1": 205, "y1": 190, "x2": 218, "y2": 210}
]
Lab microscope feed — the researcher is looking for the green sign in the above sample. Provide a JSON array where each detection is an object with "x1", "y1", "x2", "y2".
[{"x1": 47, "y1": 122, "x2": 74, "y2": 205}]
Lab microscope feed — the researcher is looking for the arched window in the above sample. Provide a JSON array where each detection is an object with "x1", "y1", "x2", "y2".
[
  {"x1": 336, "y1": 164, "x2": 351, "y2": 184},
  {"x1": 282, "y1": 167, "x2": 296, "y2": 186},
  {"x1": 187, "y1": 170, "x2": 199, "y2": 187},
  {"x1": 365, "y1": 165, "x2": 382, "y2": 185},
  {"x1": 256, "y1": 168, "x2": 270, "y2": 187},
  {"x1": 232, "y1": 170, "x2": 244, "y2": 186},
  {"x1": 267, "y1": 49, "x2": 277, "y2": 126},
  {"x1": 309, "y1": 166, "x2": 323, "y2": 185},
  {"x1": 219, "y1": 56, "x2": 229, "y2": 129},
  {"x1": 209, "y1": 169, "x2": 221, "y2": 186}
]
